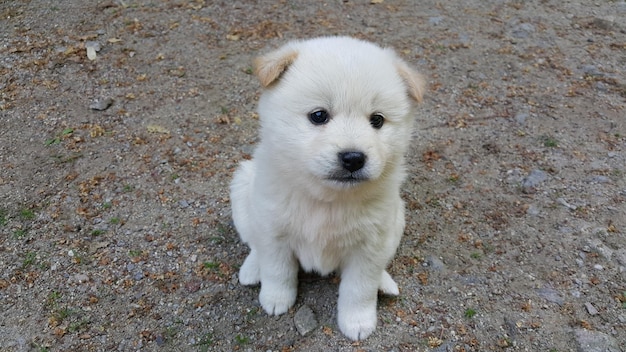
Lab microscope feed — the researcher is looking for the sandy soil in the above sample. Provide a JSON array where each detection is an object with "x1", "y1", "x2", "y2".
[{"x1": 1, "y1": 1, "x2": 625, "y2": 351}]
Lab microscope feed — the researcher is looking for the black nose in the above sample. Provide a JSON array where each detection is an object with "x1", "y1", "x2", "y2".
[{"x1": 338, "y1": 151, "x2": 366, "y2": 172}]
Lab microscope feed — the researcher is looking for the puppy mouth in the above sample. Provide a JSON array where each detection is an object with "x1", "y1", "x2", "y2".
[{"x1": 327, "y1": 172, "x2": 369, "y2": 184}]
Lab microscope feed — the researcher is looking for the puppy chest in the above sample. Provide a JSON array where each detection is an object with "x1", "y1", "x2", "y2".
[
  {"x1": 284, "y1": 217, "x2": 372, "y2": 275},
  {"x1": 291, "y1": 237, "x2": 344, "y2": 275}
]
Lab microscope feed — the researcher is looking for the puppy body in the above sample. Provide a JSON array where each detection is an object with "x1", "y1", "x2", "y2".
[{"x1": 230, "y1": 37, "x2": 424, "y2": 340}]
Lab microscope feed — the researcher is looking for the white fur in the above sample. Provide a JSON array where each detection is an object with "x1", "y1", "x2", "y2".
[{"x1": 230, "y1": 36, "x2": 424, "y2": 340}]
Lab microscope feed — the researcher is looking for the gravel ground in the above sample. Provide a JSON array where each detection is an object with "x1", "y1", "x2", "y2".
[{"x1": 1, "y1": 1, "x2": 625, "y2": 351}]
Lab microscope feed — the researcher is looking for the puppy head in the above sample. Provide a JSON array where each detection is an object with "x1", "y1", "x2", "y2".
[{"x1": 254, "y1": 37, "x2": 425, "y2": 197}]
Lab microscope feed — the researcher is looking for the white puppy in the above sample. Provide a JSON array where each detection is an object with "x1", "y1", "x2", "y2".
[{"x1": 230, "y1": 36, "x2": 425, "y2": 340}]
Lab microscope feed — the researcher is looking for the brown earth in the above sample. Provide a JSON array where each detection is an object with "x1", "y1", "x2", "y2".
[{"x1": 1, "y1": 1, "x2": 625, "y2": 351}]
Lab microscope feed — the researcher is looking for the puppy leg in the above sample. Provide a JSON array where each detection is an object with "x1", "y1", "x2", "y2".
[
  {"x1": 258, "y1": 243, "x2": 298, "y2": 315},
  {"x1": 337, "y1": 258, "x2": 381, "y2": 340},
  {"x1": 238, "y1": 249, "x2": 260, "y2": 285},
  {"x1": 379, "y1": 270, "x2": 399, "y2": 296}
]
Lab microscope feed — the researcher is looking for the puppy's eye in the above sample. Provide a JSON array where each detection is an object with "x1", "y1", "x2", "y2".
[
  {"x1": 309, "y1": 109, "x2": 330, "y2": 125},
  {"x1": 370, "y1": 113, "x2": 385, "y2": 129}
]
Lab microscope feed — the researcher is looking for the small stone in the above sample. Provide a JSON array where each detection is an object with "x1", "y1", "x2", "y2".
[
  {"x1": 589, "y1": 175, "x2": 610, "y2": 184},
  {"x1": 179, "y1": 200, "x2": 189, "y2": 208},
  {"x1": 581, "y1": 65, "x2": 603, "y2": 77},
  {"x1": 514, "y1": 112, "x2": 529, "y2": 124},
  {"x1": 126, "y1": 263, "x2": 135, "y2": 271},
  {"x1": 522, "y1": 169, "x2": 548, "y2": 193},
  {"x1": 511, "y1": 23, "x2": 535, "y2": 38},
  {"x1": 536, "y1": 286, "x2": 564, "y2": 306},
  {"x1": 85, "y1": 41, "x2": 102, "y2": 52},
  {"x1": 75, "y1": 273, "x2": 89, "y2": 283},
  {"x1": 133, "y1": 272, "x2": 144, "y2": 281},
  {"x1": 90, "y1": 97, "x2": 114, "y2": 111},
  {"x1": 593, "y1": 264, "x2": 603, "y2": 270},
  {"x1": 294, "y1": 305, "x2": 318, "y2": 336},
  {"x1": 429, "y1": 16, "x2": 444, "y2": 26},
  {"x1": 586, "y1": 238, "x2": 613, "y2": 260},
  {"x1": 557, "y1": 197, "x2": 577, "y2": 210},
  {"x1": 615, "y1": 248, "x2": 626, "y2": 266},
  {"x1": 574, "y1": 328, "x2": 620, "y2": 352},
  {"x1": 584, "y1": 302, "x2": 599, "y2": 315},
  {"x1": 526, "y1": 204, "x2": 540, "y2": 216},
  {"x1": 425, "y1": 255, "x2": 446, "y2": 271}
]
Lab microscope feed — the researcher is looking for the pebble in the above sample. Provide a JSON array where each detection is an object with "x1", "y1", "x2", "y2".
[
  {"x1": 556, "y1": 197, "x2": 577, "y2": 210},
  {"x1": 425, "y1": 255, "x2": 446, "y2": 271},
  {"x1": 521, "y1": 169, "x2": 548, "y2": 193},
  {"x1": 511, "y1": 23, "x2": 535, "y2": 38},
  {"x1": 85, "y1": 41, "x2": 102, "y2": 52},
  {"x1": 526, "y1": 204, "x2": 540, "y2": 216},
  {"x1": 294, "y1": 305, "x2": 318, "y2": 336},
  {"x1": 589, "y1": 175, "x2": 610, "y2": 184},
  {"x1": 514, "y1": 112, "x2": 529, "y2": 124},
  {"x1": 536, "y1": 286, "x2": 564, "y2": 306},
  {"x1": 574, "y1": 328, "x2": 621, "y2": 352},
  {"x1": 581, "y1": 65, "x2": 603, "y2": 77},
  {"x1": 615, "y1": 248, "x2": 626, "y2": 266},
  {"x1": 89, "y1": 97, "x2": 114, "y2": 111},
  {"x1": 586, "y1": 238, "x2": 613, "y2": 260},
  {"x1": 584, "y1": 302, "x2": 599, "y2": 315},
  {"x1": 75, "y1": 273, "x2": 89, "y2": 283},
  {"x1": 429, "y1": 16, "x2": 444, "y2": 26},
  {"x1": 179, "y1": 199, "x2": 189, "y2": 208}
]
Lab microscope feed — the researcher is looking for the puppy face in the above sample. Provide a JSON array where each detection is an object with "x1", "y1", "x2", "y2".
[{"x1": 255, "y1": 37, "x2": 424, "y2": 194}]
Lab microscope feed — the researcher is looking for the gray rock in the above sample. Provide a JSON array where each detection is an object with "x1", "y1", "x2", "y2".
[
  {"x1": 511, "y1": 23, "x2": 535, "y2": 38},
  {"x1": 294, "y1": 305, "x2": 318, "y2": 336},
  {"x1": 133, "y1": 271, "x2": 144, "y2": 281},
  {"x1": 429, "y1": 16, "x2": 444, "y2": 26},
  {"x1": 574, "y1": 328, "x2": 621, "y2": 352},
  {"x1": 589, "y1": 175, "x2": 611, "y2": 184},
  {"x1": 75, "y1": 273, "x2": 89, "y2": 283},
  {"x1": 431, "y1": 341, "x2": 454, "y2": 352},
  {"x1": 85, "y1": 40, "x2": 102, "y2": 52},
  {"x1": 425, "y1": 255, "x2": 446, "y2": 271},
  {"x1": 90, "y1": 97, "x2": 114, "y2": 111},
  {"x1": 584, "y1": 302, "x2": 599, "y2": 315},
  {"x1": 514, "y1": 112, "x2": 529, "y2": 124},
  {"x1": 615, "y1": 248, "x2": 626, "y2": 266},
  {"x1": 522, "y1": 169, "x2": 548, "y2": 193},
  {"x1": 536, "y1": 286, "x2": 564, "y2": 306},
  {"x1": 585, "y1": 238, "x2": 613, "y2": 261},
  {"x1": 581, "y1": 65, "x2": 603, "y2": 77}
]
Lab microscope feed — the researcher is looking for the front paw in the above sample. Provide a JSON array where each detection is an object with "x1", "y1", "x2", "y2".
[
  {"x1": 337, "y1": 301, "x2": 377, "y2": 340},
  {"x1": 379, "y1": 270, "x2": 399, "y2": 296},
  {"x1": 259, "y1": 283, "x2": 297, "y2": 315},
  {"x1": 238, "y1": 251, "x2": 260, "y2": 285}
]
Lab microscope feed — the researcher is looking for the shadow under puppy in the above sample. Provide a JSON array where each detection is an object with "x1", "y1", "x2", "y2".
[{"x1": 230, "y1": 36, "x2": 425, "y2": 340}]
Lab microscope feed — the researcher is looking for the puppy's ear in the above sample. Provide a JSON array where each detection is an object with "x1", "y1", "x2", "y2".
[
  {"x1": 395, "y1": 61, "x2": 426, "y2": 103},
  {"x1": 254, "y1": 46, "x2": 299, "y2": 87}
]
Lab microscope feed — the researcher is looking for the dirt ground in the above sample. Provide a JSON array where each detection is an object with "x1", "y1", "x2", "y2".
[{"x1": 1, "y1": 1, "x2": 625, "y2": 351}]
